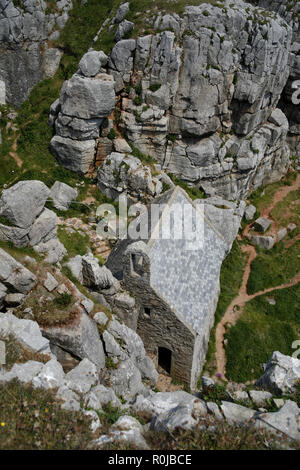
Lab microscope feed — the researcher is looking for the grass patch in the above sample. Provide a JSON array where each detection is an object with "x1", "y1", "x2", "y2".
[
  {"x1": 203, "y1": 241, "x2": 246, "y2": 376},
  {"x1": 0, "y1": 380, "x2": 94, "y2": 450},
  {"x1": 247, "y1": 239, "x2": 300, "y2": 294},
  {"x1": 58, "y1": 226, "x2": 90, "y2": 259},
  {"x1": 1, "y1": 336, "x2": 51, "y2": 371},
  {"x1": 225, "y1": 284, "x2": 300, "y2": 383},
  {"x1": 167, "y1": 173, "x2": 206, "y2": 200}
]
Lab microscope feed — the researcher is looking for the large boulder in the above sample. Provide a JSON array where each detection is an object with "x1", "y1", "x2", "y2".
[
  {"x1": 256, "y1": 400, "x2": 300, "y2": 441},
  {"x1": 59, "y1": 73, "x2": 115, "y2": 120},
  {"x1": 0, "y1": 181, "x2": 50, "y2": 229},
  {"x1": 0, "y1": 312, "x2": 50, "y2": 354},
  {"x1": 256, "y1": 351, "x2": 300, "y2": 394},
  {"x1": 0, "y1": 249, "x2": 36, "y2": 294},
  {"x1": 50, "y1": 181, "x2": 78, "y2": 211},
  {"x1": 42, "y1": 309, "x2": 106, "y2": 370},
  {"x1": 78, "y1": 50, "x2": 108, "y2": 77}
]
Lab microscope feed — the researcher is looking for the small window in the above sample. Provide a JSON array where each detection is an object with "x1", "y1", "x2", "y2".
[
  {"x1": 144, "y1": 307, "x2": 151, "y2": 316},
  {"x1": 131, "y1": 253, "x2": 144, "y2": 276}
]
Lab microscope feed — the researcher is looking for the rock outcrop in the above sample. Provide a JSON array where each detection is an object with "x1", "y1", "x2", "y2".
[
  {"x1": 50, "y1": 0, "x2": 294, "y2": 200},
  {"x1": 256, "y1": 351, "x2": 300, "y2": 394},
  {"x1": 0, "y1": 0, "x2": 72, "y2": 106}
]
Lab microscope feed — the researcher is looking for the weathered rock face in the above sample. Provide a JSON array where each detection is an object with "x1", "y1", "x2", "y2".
[
  {"x1": 49, "y1": 66, "x2": 116, "y2": 174},
  {"x1": 0, "y1": 0, "x2": 72, "y2": 107},
  {"x1": 252, "y1": 0, "x2": 300, "y2": 158},
  {"x1": 109, "y1": 1, "x2": 292, "y2": 200},
  {"x1": 50, "y1": 0, "x2": 293, "y2": 200},
  {"x1": 256, "y1": 351, "x2": 300, "y2": 394}
]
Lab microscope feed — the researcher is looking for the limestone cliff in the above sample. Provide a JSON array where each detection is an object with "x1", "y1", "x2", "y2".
[
  {"x1": 49, "y1": 0, "x2": 296, "y2": 200},
  {"x1": 0, "y1": 0, "x2": 72, "y2": 106}
]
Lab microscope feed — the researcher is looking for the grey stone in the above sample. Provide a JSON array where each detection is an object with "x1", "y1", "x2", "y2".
[
  {"x1": 60, "y1": 73, "x2": 115, "y2": 120},
  {"x1": 115, "y1": 20, "x2": 134, "y2": 42},
  {"x1": 201, "y1": 376, "x2": 215, "y2": 389},
  {"x1": 112, "y1": 415, "x2": 143, "y2": 433},
  {"x1": 50, "y1": 135, "x2": 96, "y2": 175},
  {"x1": 254, "y1": 217, "x2": 272, "y2": 233},
  {"x1": 50, "y1": 181, "x2": 78, "y2": 211},
  {"x1": 0, "y1": 180, "x2": 50, "y2": 229},
  {"x1": 65, "y1": 255, "x2": 83, "y2": 282},
  {"x1": 32, "y1": 359, "x2": 65, "y2": 390},
  {"x1": 206, "y1": 401, "x2": 223, "y2": 420},
  {"x1": 4, "y1": 292, "x2": 25, "y2": 307},
  {"x1": 107, "y1": 358, "x2": 146, "y2": 401},
  {"x1": 84, "y1": 384, "x2": 121, "y2": 410},
  {"x1": 34, "y1": 238, "x2": 67, "y2": 264},
  {"x1": 277, "y1": 228, "x2": 287, "y2": 241},
  {"x1": 93, "y1": 311, "x2": 108, "y2": 326},
  {"x1": 0, "y1": 312, "x2": 50, "y2": 353},
  {"x1": 64, "y1": 358, "x2": 99, "y2": 395},
  {"x1": 256, "y1": 351, "x2": 300, "y2": 394},
  {"x1": 247, "y1": 234, "x2": 276, "y2": 250},
  {"x1": 114, "y1": 138, "x2": 132, "y2": 153},
  {"x1": 79, "y1": 50, "x2": 108, "y2": 77},
  {"x1": 249, "y1": 390, "x2": 273, "y2": 406},
  {"x1": 56, "y1": 385, "x2": 81, "y2": 411},
  {"x1": 42, "y1": 310, "x2": 105, "y2": 370},
  {"x1": 256, "y1": 400, "x2": 300, "y2": 441},
  {"x1": 244, "y1": 205, "x2": 256, "y2": 221},
  {"x1": 82, "y1": 254, "x2": 115, "y2": 290},
  {"x1": 151, "y1": 403, "x2": 199, "y2": 432},
  {"x1": 9, "y1": 360, "x2": 44, "y2": 384},
  {"x1": 43, "y1": 272, "x2": 59, "y2": 292},
  {"x1": 28, "y1": 208, "x2": 57, "y2": 247},
  {"x1": 83, "y1": 410, "x2": 101, "y2": 432},
  {"x1": 113, "y1": 2, "x2": 130, "y2": 24},
  {"x1": 91, "y1": 428, "x2": 149, "y2": 450},
  {"x1": 220, "y1": 401, "x2": 257, "y2": 425}
]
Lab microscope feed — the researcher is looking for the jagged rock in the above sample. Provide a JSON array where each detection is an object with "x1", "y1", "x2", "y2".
[
  {"x1": 0, "y1": 282, "x2": 7, "y2": 310},
  {"x1": 34, "y1": 238, "x2": 67, "y2": 264},
  {"x1": 32, "y1": 358, "x2": 65, "y2": 390},
  {"x1": 50, "y1": 181, "x2": 78, "y2": 211},
  {"x1": 113, "y1": 2, "x2": 130, "y2": 24},
  {"x1": 84, "y1": 384, "x2": 121, "y2": 410},
  {"x1": 256, "y1": 351, "x2": 300, "y2": 394},
  {"x1": 244, "y1": 205, "x2": 256, "y2": 221},
  {"x1": 7, "y1": 360, "x2": 44, "y2": 384},
  {"x1": 28, "y1": 208, "x2": 57, "y2": 247},
  {"x1": 220, "y1": 401, "x2": 257, "y2": 425},
  {"x1": 0, "y1": 312, "x2": 50, "y2": 353},
  {"x1": 115, "y1": 20, "x2": 134, "y2": 42},
  {"x1": 114, "y1": 138, "x2": 132, "y2": 153},
  {"x1": 59, "y1": 73, "x2": 115, "y2": 120},
  {"x1": 78, "y1": 50, "x2": 108, "y2": 77},
  {"x1": 0, "y1": 0, "x2": 73, "y2": 106},
  {"x1": 64, "y1": 358, "x2": 99, "y2": 395},
  {"x1": 83, "y1": 410, "x2": 102, "y2": 432},
  {"x1": 132, "y1": 391, "x2": 206, "y2": 421},
  {"x1": 97, "y1": 152, "x2": 162, "y2": 200},
  {"x1": 112, "y1": 415, "x2": 143, "y2": 434},
  {"x1": 0, "y1": 180, "x2": 50, "y2": 229},
  {"x1": 201, "y1": 376, "x2": 215, "y2": 390},
  {"x1": 42, "y1": 309, "x2": 105, "y2": 370},
  {"x1": 230, "y1": 390, "x2": 250, "y2": 403},
  {"x1": 82, "y1": 254, "x2": 115, "y2": 290},
  {"x1": 254, "y1": 217, "x2": 272, "y2": 233},
  {"x1": 247, "y1": 234, "x2": 276, "y2": 250},
  {"x1": 206, "y1": 402, "x2": 224, "y2": 421},
  {"x1": 43, "y1": 273, "x2": 59, "y2": 292},
  {"x1": 92, "y1": 428, "x2": 149, "y2": 450},
  {"x1": 50, "y1": 135, "x2": 96, "y2": 175},
  {"x1": 107, "y1": 358, "x2": 146, "y2": 401},
  {"x1": 65, "y1": 255, "x2": 83, "y2": 283},
  {"x1": 93, "y1": 311, "x2": 108, "y2": 326},
  {"x1": 249, "y1": 390, "x2": 273, "y2": 406},
  {"x1": 256, "y1": 400, "x2": 300, "y2": 441},
  {"x1": 151, "y1": 403, "x2": 200, "y2": 433},
  {"x1": 56, "y1": 385, "x2": 81, "y2": 412},
  {"x1": 4, "y1": 293, "x2": 25, "y2": 307},
  {"x1": 106, "y1": 317, "x2": 158, "y2": 385}
]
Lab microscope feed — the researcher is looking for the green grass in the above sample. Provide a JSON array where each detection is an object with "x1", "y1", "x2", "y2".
[
  {"x1": 225, "y1": 284, "x2": 300, "y2": 383},
  {"x1": 58, "y1": 226, "x2": 90, "y2": 259},
  {"x1": 0, "y1": 380, "x2": 94, "y2": 450},
  {"x1": 247, "y1": 239, "x2": 300, "y2": 294},
  {"x1": 203, "y1": 241, "x2": 246, "y2": 377},
  {"x1": 167, "y1": 173, "x2": 206, "y2": 200},
  {"x1": 2, "y1": 337, "x2": 50, "y2": 371}
]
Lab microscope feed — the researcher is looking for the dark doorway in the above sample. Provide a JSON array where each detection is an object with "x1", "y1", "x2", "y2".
[{"x1": 158, "y1": 347, "x2": 172, "y2": 374}]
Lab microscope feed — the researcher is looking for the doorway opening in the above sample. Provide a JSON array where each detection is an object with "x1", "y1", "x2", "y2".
[{"x1": 158, "y1": 347, "x2": 172, "y2": 374}]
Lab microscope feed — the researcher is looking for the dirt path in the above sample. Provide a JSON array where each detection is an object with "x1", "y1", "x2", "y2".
[
  {"x1": 214, "y1": 173, "x2": 300, "y2": 380},
  {"x1": 9, "y1": 138, "x2": 23, "y2": 168}
]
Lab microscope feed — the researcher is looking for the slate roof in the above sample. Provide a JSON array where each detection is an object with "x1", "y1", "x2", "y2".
[{"x1": 106, "y1": 186, "x2": 227, "y2": 335}]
